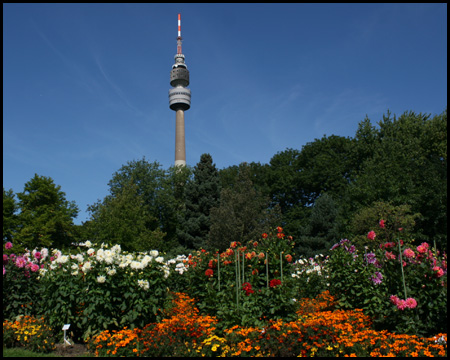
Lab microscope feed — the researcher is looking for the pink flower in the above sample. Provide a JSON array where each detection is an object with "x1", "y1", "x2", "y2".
[
  {"x1": 416, "y1": 242, "x2": 429, "y2": 254},
  {"x1": 30, "y1": 263, "x2": 40, "y2": 272},
  {"x1": 15, "y1": 256, "x2": 27, "y2": 268},
  {"x1": 385, "y1": 251, "x2": 396, "y2": 260},
  {"x1": 405, "y1": 298, "x2": 417, "y2": 309},
  {"x1": 5, "y1": 242, "x2": 13, "y2": 250},
  {"x1": 403, "y1": 248, "x2": 415, "y2": 259},
  {"x1": 397, "y1": 299, "x2": 407, "y2": 310},
  {"x1": 379, "y1": 219, "x2": 385, "y2": 228},
  {"x1": 390, "y1": 295, "x2": 400, "y2": 305},
  {"x1": 433, "y1": 266, "x2": 444, "y2": 278},
  {"x1": 34, "y1": 251, "x2": 42, "y2": 260},
  {"x1": 367, "y1": 231, "x2": 376, "y2": 240}
]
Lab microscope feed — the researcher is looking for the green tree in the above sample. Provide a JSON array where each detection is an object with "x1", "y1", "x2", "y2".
[
  {"x1": 208, "y1": 163, "x2": 281, "y2": 251},
  {"x1": 296, "y1": 193, "x2": 343, "y2": 258},
  {"x1": 346, "y1": 110, "x2": 447, "y2": 250},
  {"x1": 86, "y1": 180, "x2": 165, "y2": 252},
  {"x1": 3, "y1": 188, "x2": 19, "y2": 243},
  {"x1": 85, "y1": 158, "x2": 191, "y2": 252},
  {"x1": 15, "y1": 174, "x2": 79, "y2": 252},
  {"x1": 177, "y1": 153, "x2": 221, "y2": 250}
]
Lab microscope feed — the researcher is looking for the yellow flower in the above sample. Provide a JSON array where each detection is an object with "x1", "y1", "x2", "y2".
[
  {"x1": 212, "y1": 345, "x2": 218, "y2": 352},
  {"x1": 327, "y1": 345, "x2": 333, "y2": 350}
]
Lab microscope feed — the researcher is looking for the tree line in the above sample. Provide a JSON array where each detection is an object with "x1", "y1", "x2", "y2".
[{"x1": 4, "y1": 110, "x2": 447, "y2": 257}]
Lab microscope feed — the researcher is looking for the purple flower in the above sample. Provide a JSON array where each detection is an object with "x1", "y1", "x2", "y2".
[
  {"x1": 365, "y1": 252, "x2": 377, "y2": 264},
  {"x1": 370, "y1": 271, "x2": 383, "y2": 285}
]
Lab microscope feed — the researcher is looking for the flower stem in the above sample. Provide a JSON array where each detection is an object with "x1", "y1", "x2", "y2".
[{"x1": 397, "y1": 236, "x2": 408, "y2": 299}]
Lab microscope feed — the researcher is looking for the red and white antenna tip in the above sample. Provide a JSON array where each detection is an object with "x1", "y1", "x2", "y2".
[{"x1": 178, "y1": 14, "x2": 181, "y2": 38}]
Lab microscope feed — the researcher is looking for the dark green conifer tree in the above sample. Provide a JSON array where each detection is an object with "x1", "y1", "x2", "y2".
[{"x1": 177, "y1": 153, "x2": 221, "y2": 250}]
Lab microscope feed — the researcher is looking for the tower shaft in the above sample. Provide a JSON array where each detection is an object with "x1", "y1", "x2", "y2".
[{"x1": 175, "y1": 109, "x2": 186, "y2": 167}]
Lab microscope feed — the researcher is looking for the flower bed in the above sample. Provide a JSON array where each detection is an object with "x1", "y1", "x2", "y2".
[
  {"x1": 88, "y1": 291, "x2": 447, "y2": 357},
  {"x1": 3, "y1": 222, "x2": 447, "y2": 356},
  {"x1": 3, "y1": 315, "x2": 56, "y2": 353}
]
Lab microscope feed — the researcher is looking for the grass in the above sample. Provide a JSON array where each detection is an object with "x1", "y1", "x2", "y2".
[
  {"x1": 3, "y1": 347, "x2": 59, "y2": 357},
  {"x1": 3, "y1": 345, "x2": 94, "y2": 358}
]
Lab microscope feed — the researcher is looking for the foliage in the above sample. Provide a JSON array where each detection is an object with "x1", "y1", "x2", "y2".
[
  {"x1": 291, "y1": 254, "x2": 330, "y2": 299},
  {"x1": 346, "y1": 110, "x2": 447, "y2": 250},
  {"x1": 349, "y1": 201, "x2": 421, "y2": 252},
  {"x1": 37, "y1": 242, "x2": 170, "y2": 342},
  {"x1": 177, "y1": 153, "x2": 221, "y2": 250},
  {"x1": 296, "y1": 193, "x2": 343, "y2": 258},
  {"x1": 327, "y1": 221, "x2": 447, "y2": 337},
  {"x1": 208, "y1": 163, "x2": 281, "y2": 251},
  {"x1": 3, "y1": 188, "x2": 19, "y2": 243},
  {"x1": 86, "y1": 158, "x2": 191, "y2": 252},
  {"x1": 85, "y1": 181, "x2": 166, "y2": 252},
  {"x1": 172, "y1": 227, "x2": 298, "y2": 332},
  {"x1": 3, "y1": 242, "x2": 47, "y2": 319},
  {"x1": 12, "y1": 174, "x2": 79, "y2": 253},
  {"x1": 3, "y1": 316, "x2": 56, "y2": 353}
]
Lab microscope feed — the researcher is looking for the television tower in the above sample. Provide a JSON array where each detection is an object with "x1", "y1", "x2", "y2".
[{"x1": 169, "y1": 13, "x2": 191, "y2": 167}]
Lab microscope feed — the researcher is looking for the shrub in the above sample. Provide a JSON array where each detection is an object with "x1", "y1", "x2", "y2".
[{"x1": 327, "y1": 222, "x2": 447, "y2": 337}]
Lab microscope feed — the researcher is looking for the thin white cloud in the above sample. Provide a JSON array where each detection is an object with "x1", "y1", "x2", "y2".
[{"x1": 92, "y1": 53, "x2": 144, "y2": 117}]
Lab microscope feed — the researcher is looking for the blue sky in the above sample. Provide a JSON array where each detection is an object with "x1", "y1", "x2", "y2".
[{"x1": 3, "y1": 3, "x2": 447, "y2": 225}]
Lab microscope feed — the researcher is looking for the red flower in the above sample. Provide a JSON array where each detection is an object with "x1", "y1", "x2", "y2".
[
  {"x1": 262, "y1": 233, "x2": 268, "y2": 239},
  {"x1": 205, "y1": 269, "x2": 214, "y2": 278},
  {"x1": 269, "y1": 279, "x2": 282, "y2": 288},
  {"x1": 277, "y1": 232, "x2": 285, "y2": 239},
  {"x1": 277, "y1": 226, "x2": 283, "y2": 233},
  {"x1": 242, "y1": 282, "x2": 254, "y2": 296},
  {"x1": 285, "y1": 254, "x2": 293, "y2": 263},
  {"x1": 367, "y1": 230, "x2": 376, "y2": 240},
  {"x1": 379, "y1": 219, "x2": 385, "y2": 228}
]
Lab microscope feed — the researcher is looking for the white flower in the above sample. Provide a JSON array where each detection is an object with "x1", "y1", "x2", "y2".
[
  {"x1": 87, "y1": 248, "x2": 95, "y2": 256},
  {"x1": 106, "y1": 267, "x2": 116, "y2": 276},
  {"x1": 56, "y1": 255, "x2": 69, "y2": 264},
  {"x1": 71, "y1": 264, "x2": 79, "y2": 270},
  {"x1": 130, "y1": 261, "x2": 144, "y2": 270},
  {"x1": 82, "y1": 261, "x2": 92, "y2": 272},
  {"x1": 104, "y1": 255, "x2": 114, "y2": 264},
  {"x1": 141, "y1": 255, "x2": 152, "y2": 266},
  {"x1": 150, "y1": 250, "x2": 159, "y2": 257},
  {"x1": 155, "y1": 256, "x2": 164, "y2": 263},
  {"x1": 39, "y1": 268, "x2": 48, "y2": 277},
  {"x1": 71, "y1": 270, "x2": 79, "y2": 276},
  {"x1": 97, "y1": 275, "x2": 106, "y2": 283},
  {"x1": 111, "y1": 244, "x2": 121, "y2": 254},
  {"x1": 84, "y1": 240, "x2": 92, "y2": 248},
  {"x1": 40, "y1": 248, "x2": 49, "y2": 260},
  {"x1": 137, "y1": 279, "x2": 149, "y2": 290}
]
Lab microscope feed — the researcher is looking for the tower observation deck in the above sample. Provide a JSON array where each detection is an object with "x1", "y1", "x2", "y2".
[{"x1": 169, "y1": 14, "x2": 190, "y2": 166}]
